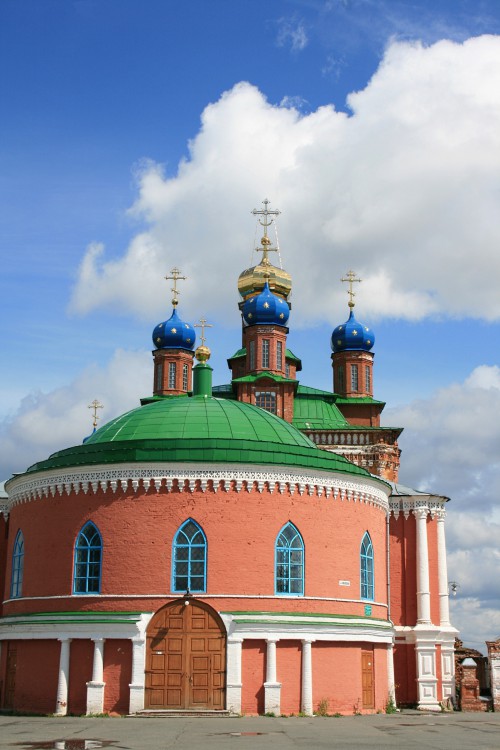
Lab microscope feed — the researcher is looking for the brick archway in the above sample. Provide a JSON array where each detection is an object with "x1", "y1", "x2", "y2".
[{"x1": 145, "y1": 598, "x2": 226, "y2": 710}]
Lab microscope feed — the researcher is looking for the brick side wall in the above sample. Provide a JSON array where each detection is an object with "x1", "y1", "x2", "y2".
[
  {"x1": 241, "y1": 640, "x2": 265, "y2": 715},
  {"x1": 277, "y1": 640, "x2": 302, "y2": 714},
  {"x1": 12, "y1": 640, "x2": 60, "y2": 713},
  {"x1": 389, "y1": 513, "x2": 417, "y2": 626},
  {"x1": 394, "y1": 643, "x2": 417, "y2": 705},
  {"x1": 103, "y1": 639, "x2": 132, "y2": 714},
  {"x1": 68, "y1": 639, "x2": 94, "y2": 715},
  {"x1": 4, "y1": 487, "x2": 388, "y2": 618}
]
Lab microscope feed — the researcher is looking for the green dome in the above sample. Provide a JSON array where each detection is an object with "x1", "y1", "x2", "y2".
[{"x1": 26, "y1": 395, "x2": 371, "y2": 478}]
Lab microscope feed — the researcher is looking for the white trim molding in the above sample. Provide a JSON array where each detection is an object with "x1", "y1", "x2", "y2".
[{"x1": 5, "y1": 462, "x2": 390, "y2": 512}]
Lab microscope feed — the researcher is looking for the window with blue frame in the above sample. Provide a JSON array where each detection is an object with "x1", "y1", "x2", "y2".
[
  {"x1": 73, "y1": 522, "x2": 102, "y2": 594},
  {"x1": 10, "y1": 530, "x2": 24, "y2": 599},
  {"x1": 360, "y1": 532, "x2": 374, "y2": 600},
  {"x1": 172, "y1": 519, "x2": 207, "y2": 592},
  {"x1": 275, "y1": 522, "x2": 304, "y2": 595}
]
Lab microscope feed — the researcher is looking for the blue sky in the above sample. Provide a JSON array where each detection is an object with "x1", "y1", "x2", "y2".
[{"x1": 1, "y1": 0, "x2": 500, "y2": 648}]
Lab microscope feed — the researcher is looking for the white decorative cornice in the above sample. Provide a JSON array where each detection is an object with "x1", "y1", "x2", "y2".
[
  {"x1": 5, "y1": 462, "x2": 389, "y2": 512},
  {"x1": 389, "y1": 495, "x2": 447, "y2": 519}
]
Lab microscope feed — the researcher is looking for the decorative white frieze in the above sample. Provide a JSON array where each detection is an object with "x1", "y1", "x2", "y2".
[{"x1": 5, "y1": 462, "x2": 390, "y2": 512}]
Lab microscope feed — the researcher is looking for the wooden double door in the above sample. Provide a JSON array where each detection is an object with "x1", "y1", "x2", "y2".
[{"x1": 145, "y1": 599, "x2": 226, "y2": 710}]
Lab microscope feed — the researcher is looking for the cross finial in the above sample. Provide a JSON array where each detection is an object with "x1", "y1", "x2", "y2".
[
  {"x1": 341, "y1": 270, "x2": 362, "y2": 308},
  {"x1": 251, "y1": 198, "x2": 280, "y2": 265},
  {"x1": 165, "y1": 267, "x2": 187, "y2": 307},
  {"x1": 88, "y1": 399, "x2": 104, "y2": 430},
  {"x1": 194, "y1": 318, "x2": 213, "y2": 347}
]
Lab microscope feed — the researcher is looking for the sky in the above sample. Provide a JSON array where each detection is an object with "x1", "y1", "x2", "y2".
[{"x1": 1, "y1": 0, "x2": 500, "y2": 651}]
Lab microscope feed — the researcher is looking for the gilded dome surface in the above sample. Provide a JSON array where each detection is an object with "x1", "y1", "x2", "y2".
[{"x1": 238, "y1": 262, "x2": 292, "y2": 301}]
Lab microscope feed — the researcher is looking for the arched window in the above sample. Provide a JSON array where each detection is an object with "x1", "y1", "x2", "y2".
[
  {"x1": 275, "y1": 523, "x2": 304, "y2": 596},
  {"x1": 360, "y1": 532, "x2": 374, "y2": 601},
  {"x1": 172, "y1": 519, "x2": 207, "y2": 593},
  {"x1": 74, "y1": 522, "x2": 102, "y2": 594},
  {"x1": 10, "y1": 530, "x2": 24, "y2": 599}
]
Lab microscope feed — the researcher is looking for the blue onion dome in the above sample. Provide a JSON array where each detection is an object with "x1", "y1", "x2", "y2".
[
  {"x1": 331, "y1": 309, "x2": 375, "y2": 352},
  {"x1": 152, "y1": 307, "x2": 196, "y2": 350},
  {"x1": 242, "y1": 281, "x2": 290, "y2": 326}
]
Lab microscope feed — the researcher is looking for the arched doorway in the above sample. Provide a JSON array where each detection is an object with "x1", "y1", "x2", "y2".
[{"x1": 145, "y1": 599, "x2": 226, "y2": 710}]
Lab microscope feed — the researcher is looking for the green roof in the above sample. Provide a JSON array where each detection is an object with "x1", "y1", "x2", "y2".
[
  {"x1": 228, "y1": 346, "x2": 302, "y2": 368},
  {"x1": 232, "y1": 372, "x2": 296, "y2": 384},
  {"x1": 25, "y1": 396, "x2": 374, "y2": 479},
  {"x1": 293, "y1": 394, "x2": 349, "y2": 430},
  {"x1": 335, "y1": 396, "x2": 386, "y2": 405}
]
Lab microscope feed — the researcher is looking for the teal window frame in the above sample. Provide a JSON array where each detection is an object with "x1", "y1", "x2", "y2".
[
  {"x1": 275, "y1": 522, "x2": 304, "y2": 596},
  {"x1": 360, "y1": 531, "x2": 374, "y2": 600},
  {"x1": 73, "y1": 521, "x2": 102, "y2": 594},
  {"x1": 172, "y1": 519, "x2": 207, "y2": 593},
  {"x1": 10, "y1": 530, "x2": 24, "y2": 599}
]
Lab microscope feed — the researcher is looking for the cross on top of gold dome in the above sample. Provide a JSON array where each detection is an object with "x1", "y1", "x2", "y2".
[
  {"x1": 252, "y1": 198, "x2": 280, "y2": 265},
  {"x1": 341, "y1": 270, "x2": 362, "y2": 308},
  {"x1": 88, "y1": 399, "x2": 103, "y2": 430},
  {"x1": 165, "y1": 267, "x2": 187, "y2": 307},
  {"x1": 194, "y1": 318, "x2": 213, "y2": 347}
]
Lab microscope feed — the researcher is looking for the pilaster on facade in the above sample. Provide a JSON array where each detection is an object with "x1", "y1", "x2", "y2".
[
  {"x1": 486, "y1": 639, "x2": 500, "y2": 712},
  {"x1": 440, "y1": 638, "x2": 456, "y2": 702},
  {"x1": 86, "y1": 638, "x2": 105, "y2": 714},
  {"x1": 414, "y1": 636, "x2": 440, "y2": 711},
  {"x1": 387, "y1": 643, "x2": 396, "y2": 706},
  {"x1": 128, "y1": 637, "x2": 147, "y2": 715},
  {"x1": 55, "y1": 638, "x2": 72, "y2": 716},
  {"x1": 226, "y1": 637, "x2": 243, "y2": 714},
  {"x1": 264, "y1": 637, "x2": 281, "y2": 715},
  {"x1": 301, "y1": 638, "x2": 314, "y2": 716}
]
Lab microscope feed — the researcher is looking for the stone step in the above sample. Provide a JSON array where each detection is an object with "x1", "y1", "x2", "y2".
[{"x1": 133, "y1": 709, "x2": 235, "y2": 718}]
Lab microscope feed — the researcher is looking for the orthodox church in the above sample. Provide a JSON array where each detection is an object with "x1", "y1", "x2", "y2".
[{"x1": 0, "y1": 201, "x2": 456, "y2": 716}]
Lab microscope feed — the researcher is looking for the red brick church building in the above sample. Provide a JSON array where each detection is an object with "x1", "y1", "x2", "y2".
[{"x1": 0, "y1": 202, "x2": 456, "y2": 715}]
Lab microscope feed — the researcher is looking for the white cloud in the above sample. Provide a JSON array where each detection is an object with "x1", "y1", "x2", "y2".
[
  {"x1": 276, "y1": 17, "x2": 309, "y2": 52},
  {"x1": 387, "y1": 365, "x2": 500, "y2": 648},
  {"x1": 0, "y1": 349, "x2": 150, "y2": 479},
  {"x1": 70, "y1": 36, "x2": 500, "y2": 329}
]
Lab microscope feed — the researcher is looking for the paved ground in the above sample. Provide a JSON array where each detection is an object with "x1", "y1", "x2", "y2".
[{"x1": 1, "y1": 712, "x2": 500, "y2": 750}]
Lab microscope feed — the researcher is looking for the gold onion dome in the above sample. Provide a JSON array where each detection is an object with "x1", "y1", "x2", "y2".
[{"x1": 238, "y1": 237, "x2": 292, "y2": 302}]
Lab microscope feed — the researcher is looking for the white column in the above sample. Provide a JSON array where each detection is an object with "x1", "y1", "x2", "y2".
[
  {"x1": 264, "y1": 637, "x2": 281, "y2": 715},
  {"x1": 415, "y1": 507, "x2": 431, "y2": 625},
  {"x1": 128, "y1": 638, "x2": 146, "y2": 714},
  {"x1": 55, "y1": 638, "x2": 71, "y2": 715},
  {"x1": 436, "y1": 509, "x2": 451, "y2": 627},
  {"x1": 86, "y1": 638, "x2": 106, "y2": 714},
  {"x1": 301, "y1": 638, "x2": 314, "y2": 716},
  {"x1": 387, "y1": 643, "x2": 396, "y2": 706},
  {"x1": 226, "y1": 637, "x2": 243, "y2": 714}
]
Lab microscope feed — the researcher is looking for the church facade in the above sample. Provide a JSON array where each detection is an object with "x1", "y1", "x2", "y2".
[{"x1": 0, "y1": 202, "x2": 456, "y2": 715}]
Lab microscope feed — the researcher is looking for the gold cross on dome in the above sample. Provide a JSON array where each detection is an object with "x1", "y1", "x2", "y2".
[
  {"x1": 341, "y1": 270, "x2": 362, "y2": 308},
  {"x1": 194, "y1": 318, "x2": 213, "y2": 347},
  {"x1": 88, "y1": 399, "x2": 104, "y2": 430},
  {"x1": 252, "y1": 198, "x2": 280, "y2": 264},
  {"x1": 165, "y1": 267, "x2": 187, "y2": 307}
]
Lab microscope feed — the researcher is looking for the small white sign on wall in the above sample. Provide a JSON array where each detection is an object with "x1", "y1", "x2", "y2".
[{"x1": 339, "y1": 580, "x2": 351, "y2": 586}]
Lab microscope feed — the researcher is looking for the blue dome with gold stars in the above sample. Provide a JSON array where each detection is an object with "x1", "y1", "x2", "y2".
[
  {"x1": 152, "y1": 307, "x2": 196, "y2": 350},
  {"x1": 331, "y1": 310, "x2": 375, "y2": 352},
  {"x1": 242, "y1": 281, "x2": 290, "y2": 326}
]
